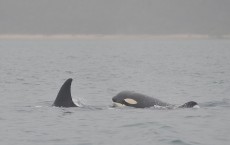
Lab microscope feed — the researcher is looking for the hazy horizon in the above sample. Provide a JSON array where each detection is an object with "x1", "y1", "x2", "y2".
[{"x1": 1, "y1": 0, "x2": 230, "y2": 35}]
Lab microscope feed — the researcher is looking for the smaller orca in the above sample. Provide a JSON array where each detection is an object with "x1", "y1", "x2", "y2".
[
  {"x1": 112, "y1": 91, "x2": 198, "y2": 108},
  {"x1": 53, "y1": 78, "x2": 78, "y2": 107}
]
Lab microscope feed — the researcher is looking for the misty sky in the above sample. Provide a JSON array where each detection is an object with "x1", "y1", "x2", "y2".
[{"x1": 0, "y1": 0, "x2": 230, "y2": 35}]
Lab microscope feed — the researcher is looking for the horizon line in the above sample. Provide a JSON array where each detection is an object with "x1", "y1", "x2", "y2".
[{"x1": 0, "y1": 34, "x2": 229, "y2": 40}]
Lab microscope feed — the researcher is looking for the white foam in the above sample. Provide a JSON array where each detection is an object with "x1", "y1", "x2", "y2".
[
  {"x1": 113, "y1": 102, "x2": 126, "y2": 107},
  {"x1": 193, "y1": 105, "x2": 200, "y2": 109},
  {"x1": 153, "y1": 105, "x2": 167, "y2": 109},
  {"x1": 73, "y1": 98, "x2": 85, "y2": 107}
]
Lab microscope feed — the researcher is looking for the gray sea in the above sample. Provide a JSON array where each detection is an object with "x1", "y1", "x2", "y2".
[{"x1": 0, "y1": 39, "x2": 230, "y2": 145}]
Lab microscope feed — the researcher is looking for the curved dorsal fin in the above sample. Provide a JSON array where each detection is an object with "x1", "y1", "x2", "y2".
[{"x1": 53, "y1": 78, "x2": 77, "y2": 107}]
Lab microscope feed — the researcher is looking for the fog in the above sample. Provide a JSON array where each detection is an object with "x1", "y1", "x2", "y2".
[{"x1": 0, "y1": 0, "x2": 230, "y2": 35}]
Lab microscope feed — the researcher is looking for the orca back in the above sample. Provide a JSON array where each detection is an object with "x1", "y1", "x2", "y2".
[{"x1": 179, "y1": 101, "x2": 198, "y2": 108}]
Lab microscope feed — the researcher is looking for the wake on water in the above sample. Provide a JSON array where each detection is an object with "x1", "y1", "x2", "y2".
[{"x1": 34, "y1": 97, "x2": 230, "y2": 110}]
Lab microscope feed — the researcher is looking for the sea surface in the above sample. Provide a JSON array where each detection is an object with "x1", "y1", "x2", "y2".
[{"x1": 0, "y1": 39, "x2": 230, "y2": 145}]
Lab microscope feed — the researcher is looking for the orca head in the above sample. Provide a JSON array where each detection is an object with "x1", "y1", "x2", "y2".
[
  {"x1": 53, "y1": 78, "x2": 77, "y2": 107},
  {"x1": 112, "y1": 92, "x2": 129, "y2": 107},
  {"x1": 179, "y1": 101, "x2": 199, "y2": 108},
  {"x1": 112, "y1": 91, "x2": 138, "y2": 107},
  {"x1": 112, "y1": 94, "x2": 126, "y2": 107}
]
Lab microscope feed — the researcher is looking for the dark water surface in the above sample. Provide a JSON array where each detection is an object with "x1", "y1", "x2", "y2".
[{"x1": 0, "y1": 39, "x2": 230, "y2": 145}]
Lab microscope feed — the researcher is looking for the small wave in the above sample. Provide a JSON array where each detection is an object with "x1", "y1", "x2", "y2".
[
  {"x1": 185, "y1": 115, "x2": 203, "y2": 119},
  {"x1": 170, "y1": 139, "x2": 192, "y2": 145},
  {"x1": 36, "y1": 101, "x2": 53, "y2": 107},
  {"x1": 82, "y1": 105, "x2": 108, "y2": 111},
  {"x1": 201, "y1": 98, "x2": 230, "y2": 108},
  {"x1": 121, "y1": 121, "x2": 158, "y2": 128},
  {"x1": 160, "y1": 125, "x2": 173, "y2": 129}
]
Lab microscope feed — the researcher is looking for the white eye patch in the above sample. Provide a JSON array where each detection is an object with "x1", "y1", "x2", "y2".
[{"x1": 124, "y1": 98, "x2": 137, "y2": 105}]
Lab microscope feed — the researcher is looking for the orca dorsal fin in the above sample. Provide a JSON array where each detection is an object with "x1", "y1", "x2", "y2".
[
  {"x1": 179, "y1": 101, "x2": 198, "y2": 108},
  {"x1": 53, "y1": 78, "x2": 77, "y2": 107}
]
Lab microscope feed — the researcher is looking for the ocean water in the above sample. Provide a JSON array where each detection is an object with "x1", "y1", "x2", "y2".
[{"x1": 0, "y1": 39, "x2": 230, "y2": 145}]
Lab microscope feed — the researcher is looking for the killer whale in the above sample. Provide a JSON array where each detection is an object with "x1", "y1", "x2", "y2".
[
  {"x1": 53, "y1": 78, "x2": 78, "y2": 107},
  {"x1": 112, "y1": 91, "x2": 198, "y2": 108},
  {"x1": 53, "y1": 78, "x2": 198, "y2": 108}
]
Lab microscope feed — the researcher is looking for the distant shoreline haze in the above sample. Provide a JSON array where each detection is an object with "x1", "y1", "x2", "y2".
[{"x1": 0, "y1": 0, "x2": 230, "y2": 35}]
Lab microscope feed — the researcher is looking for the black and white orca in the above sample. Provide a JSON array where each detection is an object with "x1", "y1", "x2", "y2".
[{"x1": 112, "y1": 91, "x2": 199, "y2": 108}]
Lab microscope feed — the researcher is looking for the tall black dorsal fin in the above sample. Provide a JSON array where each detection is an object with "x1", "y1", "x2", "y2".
[{"x1": 53, "y1": 78, "x2": 77, "y2": 107}]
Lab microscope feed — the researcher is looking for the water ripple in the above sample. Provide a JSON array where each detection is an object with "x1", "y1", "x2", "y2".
[
  {"x1": 170, "y1": 139, "x2": 191, "y2": 145},
  {"x1": 202, "y1": 99, "x2": 230, "y2": 108},
  {"x1": 121, "y1": 121, "x2": 159, "y2": 128}
]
